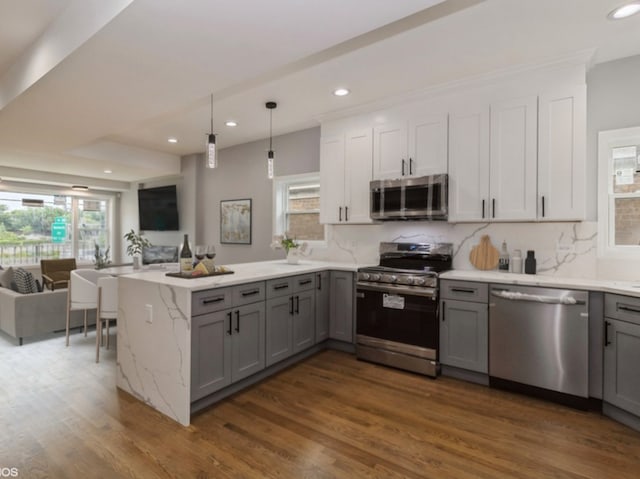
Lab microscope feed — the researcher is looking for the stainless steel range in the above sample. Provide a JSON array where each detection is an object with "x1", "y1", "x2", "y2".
[{"x1": 356, "y1": 242, "x2": 453, "y2": 377}]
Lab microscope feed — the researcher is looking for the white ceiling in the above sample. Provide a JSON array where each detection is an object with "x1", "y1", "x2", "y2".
[{"x1": 1, "y1": 0, "x2": 640, "y2": 185}]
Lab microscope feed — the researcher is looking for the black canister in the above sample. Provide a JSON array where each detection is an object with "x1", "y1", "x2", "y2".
[{"x1": 524, "y1": 250, "x2": 536, "y2": 274}]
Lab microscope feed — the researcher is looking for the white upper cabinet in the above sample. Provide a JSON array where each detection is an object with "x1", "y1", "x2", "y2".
[
  {"x1": 489, "y1": 95, "x2": 538, "y2": 221},
  {"x1": 448, "y1": 105, "x2": 490, "y2": 222},
  {"x1": 344, "y1": 129, "x2": 374, "y2": 223},
  {"x1": 373, "y1": 122, "x2": 408, "y2": 179},
  {"x1": 319, "y1": 135, "x2": 345, "y2": 224},
  {"x1": 537, "y1": 85, "x2": 586, "y2": 221},
  {"x1": 449, "y1": 88, "x2": 585, "y2": 223},
  {"x1": 320, "y1": 129, "x2": 374, "y2": 224},
  {"x1": 322, "y1": 62, "x2": 587, "y2": 224},
  {"x1": 373, "y1": 114, "x2": 448, "y2": 180}
]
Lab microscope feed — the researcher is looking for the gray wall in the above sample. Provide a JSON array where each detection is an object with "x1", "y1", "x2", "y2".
[
  {"x1": 196, "y1": 126, "x2": 320, "y2": 264},
  {"x1": 587, "y1": 54, "x2": 640, "y2": 221},
  {"x1": 119, "y1": 158, "x2": 196, "y2": 263}
]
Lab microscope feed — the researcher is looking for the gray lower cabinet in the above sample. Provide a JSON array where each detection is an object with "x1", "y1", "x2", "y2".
[
  {"x1": 231, "y1": 303, "x2": 266, "y2": 381},
  {"x1": 604, "y1": 294, "x2": 640, "y2": 418},
  {"x1": 315, "y1": 271, "x2": 330, "y2": 342},
  {"x1": 191, "y1": 310, "x2": 232, "y2": 400},
  {"x1": 191, "y1": 283, "x2": 266, "y2": 402},
  {"x1": 439, "y1": 280, "x2": 488, "y2": 374},
  {"x1": 293, "y1": 289, "x2": 315, "y2": 353},
  {"x1": 265, "y1": 295, "x2": 294, "y2": 366},
  {"x1": 329, "y1": 271, "x2": 354, "y2": 342},
  {"x1": 266, "y1": 274, "x2": 316, "y2": 366}
]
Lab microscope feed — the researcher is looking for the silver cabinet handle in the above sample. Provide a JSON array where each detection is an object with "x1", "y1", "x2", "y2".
[
  {"x1": 491, "y1": 290, "x2": 585, "y2": 305},
  {"x1": 618, "y1": 304, "x2": 640, "y2": 315}
]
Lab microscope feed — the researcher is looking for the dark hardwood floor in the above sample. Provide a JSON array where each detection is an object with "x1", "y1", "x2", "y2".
[{"x1": 1, "y1": 330, "x2": 639, "y2": 478}]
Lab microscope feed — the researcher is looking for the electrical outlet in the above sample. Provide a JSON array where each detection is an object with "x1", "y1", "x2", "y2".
[{"x1": 145, "y1": 304, "x2": 153, "y2": 324}]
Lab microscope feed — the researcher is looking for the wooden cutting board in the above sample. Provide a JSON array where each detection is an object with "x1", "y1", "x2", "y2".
[{"x1": 469, "y1": 235, "x2": 500, "y2": 270}]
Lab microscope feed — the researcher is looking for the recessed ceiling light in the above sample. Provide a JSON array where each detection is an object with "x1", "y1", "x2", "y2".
[
  {"x1": 167, "y1": 137, "x2": 178, "y2": 143},
  {"x1": 333, "y1": 88, "x2": 350, "y2": 97},
  {"x1": 104, "y1": 169, "x2": 112, "y2": 174},
  {"x1": 608, "y1": 2, "x2": 640, "y2": 19},
  {"x1": 225, "y1": 121, "x2": 238, "y2": 127}
]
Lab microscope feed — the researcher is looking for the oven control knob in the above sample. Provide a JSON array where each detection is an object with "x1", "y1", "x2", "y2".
[
  {"x1": 412, "y1": 277, "x2": 426, "y2": 286},
  {"x1": 389, "y1": 275, "x2": 398, "y2": 283},
  {"x1": 360, "y1": 273, "x2": 370, "y2": 281},
  {"x1": 370, "y1": 274, "x2": 381, "y2": 281}
]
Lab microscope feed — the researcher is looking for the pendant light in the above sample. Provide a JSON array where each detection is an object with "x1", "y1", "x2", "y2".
[
  {"x1": 206, "y1": 94, "x2": 217, "y2": 169},
  {"x1": 266, "y1": 101, "x2": 277, "y2": 179}
]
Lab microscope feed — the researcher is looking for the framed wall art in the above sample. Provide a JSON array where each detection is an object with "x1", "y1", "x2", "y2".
[{"x1": 220, "y1": 198, "x2": 252, "y2": 244}]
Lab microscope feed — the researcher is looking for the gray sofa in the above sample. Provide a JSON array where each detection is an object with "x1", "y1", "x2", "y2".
[{"x1": 0, "y1": 287, "x2": 93, "y2": 345}]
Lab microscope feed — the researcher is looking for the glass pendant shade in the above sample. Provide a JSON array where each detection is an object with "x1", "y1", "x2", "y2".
[
  {"x1": 267, "y1": 149, "x2": 274, "y2": 179},
  {"x1": 265, "y1": 101, "x2": 277, "y2": 180},
  {"x1": 207, "y1": 133, "x2": 217, "y2": 169}
]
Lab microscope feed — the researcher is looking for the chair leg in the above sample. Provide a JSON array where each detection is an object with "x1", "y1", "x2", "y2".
[
  {"x1": 96, "y1": 319, "x2": 101, "y2": 363},
  {"x1": 83, "y1": 309, "x2": 88, "y2": 337},
  {"x1": 96, "y1": 287, "x2": 102, "y2": 363},
  {"x1": 106, "y1": 319, "x2": 110, "y2": 350},
  {"x1": 65, "y1": 283, "x2": 71, "y2": 347}
]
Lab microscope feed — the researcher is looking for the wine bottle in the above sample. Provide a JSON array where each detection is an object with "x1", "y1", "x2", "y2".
[
  {"x1": 180, "y1": 234, "x2": 193, "y2": 273},
  {"x1": 498, "y1": 240, "x2": 510, "y2": 271},
  {"x1": 524, "y1": 250, "x2": 536, "y2": 274}
]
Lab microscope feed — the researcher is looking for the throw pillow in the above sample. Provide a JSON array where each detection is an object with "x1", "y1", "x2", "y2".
[
  {"x1": 0, "y1": 266, "x2": 14, "y2": 289},
  {"x1": 12, "y1": 268, "x2": 39, "y2": 294}
]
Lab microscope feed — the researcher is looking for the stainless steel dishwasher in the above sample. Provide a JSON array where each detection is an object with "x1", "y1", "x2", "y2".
[{"x1": 489, "y1": 284, "x2": 589, "y2": 399}]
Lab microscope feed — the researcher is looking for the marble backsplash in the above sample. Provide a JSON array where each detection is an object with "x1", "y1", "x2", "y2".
[{"x1": 310, "y1": 221, "x2": 601, "y2": 279}]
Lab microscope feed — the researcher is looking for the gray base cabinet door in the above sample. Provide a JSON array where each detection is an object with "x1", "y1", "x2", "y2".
[
  {"x1": 191, "y1": 311, "x2": 232, "y2": 401},
  {"x1": 439, "y1": 299, "x2": 488, "y2": 373},
  {"x1": 330, "y1": 271, "x2": 354, "y2": 342},
  {"x1": 294, "y1": 290, "x2": 315, "y2": 353},
  {"x1": 315, "y1": 271, "x2": 330, "y2": 342},
  {"x1": 232, "y1": 303, "x2": 266, "y2": 382},
  {"x1": 266, "y1": 296, "x2": 294, "y2": 366},
  {"x1": 604, "y1": 318, "x2": 640, "y2": 417}
]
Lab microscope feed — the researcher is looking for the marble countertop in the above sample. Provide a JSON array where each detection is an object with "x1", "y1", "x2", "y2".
[
  {"x1": 440, "y1": 270, "x2": 640, "y2": 298},
  {"x1": 115, "y1": 260, "x2": 364, "y2": 292},
  {"x1": 111, "y1": 260, "x2": 640, "y2": 298}
]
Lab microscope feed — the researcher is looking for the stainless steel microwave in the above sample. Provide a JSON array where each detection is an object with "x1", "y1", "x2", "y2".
[{"x1": 370, "y1": 174, "x2": 448, "y2": 221}]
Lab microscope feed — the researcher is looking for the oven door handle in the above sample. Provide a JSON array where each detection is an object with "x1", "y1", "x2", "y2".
[{"x1": 356, "y1": 282, "x2": 437, "y2": 299}]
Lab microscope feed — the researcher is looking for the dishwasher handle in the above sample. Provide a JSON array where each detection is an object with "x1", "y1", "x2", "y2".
[{"x1": 490, "y1": 289, "x2": 586, "y2": 305}]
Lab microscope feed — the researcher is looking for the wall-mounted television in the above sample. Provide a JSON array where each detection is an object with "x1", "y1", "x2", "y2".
[{"x1": 138, "y1": 185, "x2": 179, "y2": 231}]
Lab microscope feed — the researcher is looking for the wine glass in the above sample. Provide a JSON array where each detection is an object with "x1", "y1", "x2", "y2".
[
  {"x1": 204, "y1": 244, "x2": 216, "y2": 273},
  {"x1": 194, "y1": 245, "x2": 206, "y2": 263}
]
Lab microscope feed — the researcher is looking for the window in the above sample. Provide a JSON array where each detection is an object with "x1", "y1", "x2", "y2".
[
  {"x1": 0, "y1": 187, "x2": 113, "y2": 266},
  {"x1": 273, "y1": 173, "x2": 325, "y2": 244},
  {"x1": 598, "y1": 126, "x2": 640, "y2": 258}
]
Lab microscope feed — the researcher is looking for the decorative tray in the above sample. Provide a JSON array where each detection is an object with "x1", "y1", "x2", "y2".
[{"x1": 165, "y1": 270, "x2": 234, "y2": 279}]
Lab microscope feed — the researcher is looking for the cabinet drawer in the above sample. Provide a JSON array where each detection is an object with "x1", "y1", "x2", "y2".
[
  {"x1": 440, "y1": 280, "x2": 488, "y2": 303},
  {"x1": 293, "y1": 274, "x2": 315, "y2": 292},
  {"x1": 232, "y1": 281, "x2": 266, "y2": 306},
  {"x1": 192, "y1": 288, "x2": 233, "y2": 316},
  {"x1": 605, "y1": 294, "x2": 640, "y2": 326},
  {"x1": 266, "y1": 277, "x2": 294, "y2": 299}
]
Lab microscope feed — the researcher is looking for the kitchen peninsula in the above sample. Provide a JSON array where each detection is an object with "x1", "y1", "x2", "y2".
[{"x1": 116, "y1": 260, "x2": 360, "y2": 426}]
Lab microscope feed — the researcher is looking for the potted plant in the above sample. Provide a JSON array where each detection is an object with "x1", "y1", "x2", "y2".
[
  {"x1": 93, "y1": 243, "x2": 112, "y2": 270},
  {"x1": 270, "y1": 233, "x2": 307, "y2": 264},
  {"x1": 123, "y1": 229, "x2": 151, "y2": 269}
]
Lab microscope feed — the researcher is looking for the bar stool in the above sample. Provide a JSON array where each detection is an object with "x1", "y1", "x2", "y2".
[
  {"x1": 66, "y1": 269, "x2": 115, "y2": 362},
  {"x1": 96, "y1": 276, "x2": 118, "y2": 363}
]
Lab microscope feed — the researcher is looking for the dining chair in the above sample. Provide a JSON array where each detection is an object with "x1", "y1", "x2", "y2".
[
  {"x1": 96, "y1": 276, "x2": 118, "y2": 363},
  {"x1": 66, "y1": 269, "x2": 115, "y2": 362}
]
